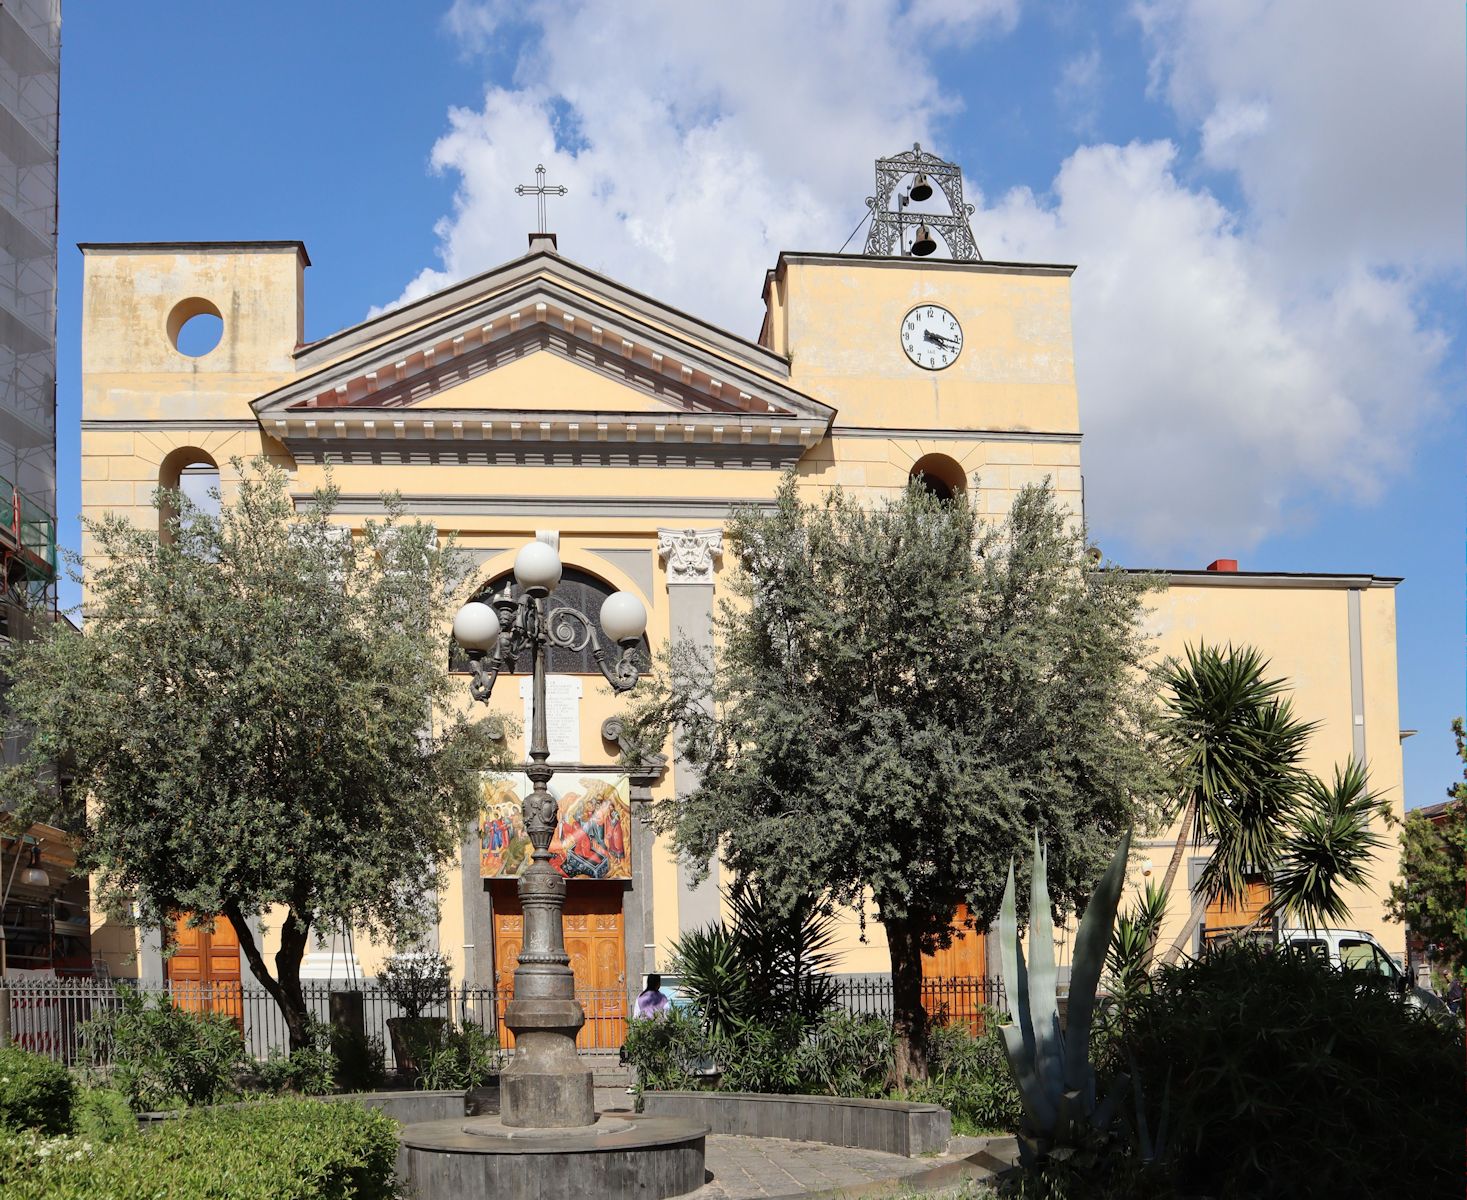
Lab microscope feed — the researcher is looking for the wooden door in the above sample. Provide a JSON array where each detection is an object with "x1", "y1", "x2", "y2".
[
  {"x1": 1203, "y1": 877, "x2": 1272, "y2": 944},
  {"x1": 491, "y1": 881, "x2": 626, "y2": 1049},
  {"x1": 165, "y1": 914, "x2": 243, "y2": 1024},
  {"x1": 922, "y1": 904, "x2": 990, "y2": 1033}
]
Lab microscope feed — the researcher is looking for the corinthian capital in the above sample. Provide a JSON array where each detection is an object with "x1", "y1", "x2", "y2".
[{"x1": 657, "y1": 527, "x2": 723, "y2": 585}]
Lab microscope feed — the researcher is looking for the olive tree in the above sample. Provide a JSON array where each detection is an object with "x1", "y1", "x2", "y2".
[
  {"x1": 1, "y1": 460, "x2": 503, "y2": 1048},
  {"x1": 621, "y1": 476, "x2": 1168, "y2": 1080}
]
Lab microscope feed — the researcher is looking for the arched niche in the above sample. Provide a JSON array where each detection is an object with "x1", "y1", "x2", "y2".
[{"x1": 909, "y1": 452, "x2": 968, "y2": 501}]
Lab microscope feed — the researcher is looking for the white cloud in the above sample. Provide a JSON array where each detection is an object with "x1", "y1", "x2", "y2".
[
  {"x1": 1055, "y1": 46, "x2": 1103, "y2": 136},
  {"x1": 1134, "y1": 0, "x2": 1466, "y2": 275},
  {"x1": 387, "y1": 1, "x2": 980, "y2": 333},
  {"x1": 979, "y1": 140, "x2": 1447, "y2": 553},
  {"x1": 388, "y1": 0, "x2": 1456, "y2": 557}
]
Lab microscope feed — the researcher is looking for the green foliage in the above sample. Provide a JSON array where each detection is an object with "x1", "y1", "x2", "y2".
[
  {"x1": 1158, "y1": 643, "x2": 1315, "y2": 910},
  {"x1": 624, "y1": 475, "x2": 1167, "y2": 1074},
  {"x1": 670, "y1": 882, "x2": 841, "y2": 1040},
  {"x1": 416, "y1": 1021, "x2": 502, "y2": 1090},
  {"x1": 0, "y1": 1045, "x2": 76, "y2": 1135},
  {"x1": 787, "y1": 1009, "x2": 894, "y2": 1098},
  {"x1": 1123, "y1": 940, "x2": 1466, "y2": 1199},
  {"x1": 620, "y1": 1006, "x2": 708, "y2": 1093},
  {"x1": 72, "y1": 1088, "x2": 135, "y2": 1144},
  {"x1": 255, "y1": 1022, "x2": 336, "y2": 1096},
  {"x1": 81, "y1": 988, "x2": 244, "y2": 1112},
  {"x1": 902, "y1": 1018, "x2": 1021, "y2": 1134},
  {"x1": 1387, "y1": 718, "x2": 1467, "y2": 972},
  {"x1": 379, "y1": 949, "x2": 451, "y2": 1020},
  {"x1": 1268, "y1": 759, "x2": 1387, "y2": 928},
  {"x1": 623, "y1": 1007, "x2": 894, "y2": 1101},
  {"x1": 668, "y1": 923, "x2": 750, "y2": 1038},
  {"x1": 0, "y1": 1097, "x2": 400, "y2": 1200},
  {"x1": 726, "y1": 879, "x2": 839, "y2": 1023},
  {"x1": 329, "y1": 1023, "x2": 386, "y2": 1093},
  {"x1": 997, "y1": 830, "x2": 1131, "y2": 1163},
  {"x1": 0, "y1": 459, "x2": 507, "y2": 1046},
  {"x1": 1107, "y1": 881, "x2": 1168, "y2": 1008}
]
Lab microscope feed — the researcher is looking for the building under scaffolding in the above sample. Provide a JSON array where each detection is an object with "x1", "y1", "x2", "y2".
[{"x1": 0, "y1": 0, "x2": 66, "y2": 978}]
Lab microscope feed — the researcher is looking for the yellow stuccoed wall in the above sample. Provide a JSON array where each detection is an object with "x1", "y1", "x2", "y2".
[{"x1": 77, "y1": 239, "x2": 1408, "y2": 992}]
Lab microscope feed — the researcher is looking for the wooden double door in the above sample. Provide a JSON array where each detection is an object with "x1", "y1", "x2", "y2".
[
  {"x1": 165, "y1": 914, "x2": 243, "y2": 1023},
  {"x1": 922, "y1": 904, "x2": 992, "y2": 1032},
  {"x1": 490, "y1": 881, "x2": 627, "y2": 1050}
]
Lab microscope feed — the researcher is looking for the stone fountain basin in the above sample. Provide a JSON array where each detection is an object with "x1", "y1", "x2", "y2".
[{"x1": 397, "y1": 1111, "x2": 709, "y2": 1200}]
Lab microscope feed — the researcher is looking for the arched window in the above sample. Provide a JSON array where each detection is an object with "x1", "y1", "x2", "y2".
[
  {"x1": 158, "y1": 447, "x2": 220, "y2": 542},
  {"x1": 450, "y1": 566, "x2": 648, "y2": 675},
  {"x1": 909, "y1": 452, "x2": 967, "y2": 501}
]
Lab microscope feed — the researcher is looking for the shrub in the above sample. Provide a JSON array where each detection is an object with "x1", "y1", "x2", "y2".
[
  {"x1": 0, "y1": 1097, "x2": 399, "y2": 1200},
  {"x1": 416, "y1": 1020, "x2": 502, "y2": 1090},
  {"x1": 0, "y1": 1045, "x2": 76, "y2": 1135},
  {"x1": 788, "y1": 1010, "x2": 893, "y2": 1098},
  {"x1": 622, "y1": 1007, "x2": 711, "y2": 1093},
  {"x1": 1124, "y1": 940, "x2": 1466, "y2": 1199},
  {"x1": 73, "y1": 1088, "x2": 134, "y2": 1144},
  {"x1": 379, "y1": 950, "x2": 450, "y2": 1019},
  {"x1": 904, "y1": 1016, "x2": 1021, "y2": 1134},
  {"x1": 254, "y1": 1022, "x2": 336, "y2": 1096},
  {"x1": 81, "y1": 988, "x2": 245, "y2": 1111}
]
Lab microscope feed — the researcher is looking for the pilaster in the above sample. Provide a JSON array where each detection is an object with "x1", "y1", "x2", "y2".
[{"x1": 657, "y1": 527, "x2": 723, "y2": 936}]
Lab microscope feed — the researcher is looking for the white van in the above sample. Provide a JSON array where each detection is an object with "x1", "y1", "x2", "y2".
[{"x1": 1277, "y1": 927, "x2": 1444, "y2": 1011}]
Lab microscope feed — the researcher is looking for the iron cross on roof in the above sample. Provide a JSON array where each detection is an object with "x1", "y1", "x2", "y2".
[{"x1": 515, "y1": 164, "x2": 568, "y2": 234}]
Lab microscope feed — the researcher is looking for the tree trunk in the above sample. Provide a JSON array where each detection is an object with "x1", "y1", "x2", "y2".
[
  {"x1": 228, "y1": 902, "x2": 314, "y2": 1051},
  {"x1": 886, "y1": 918, "x2": 929, "y2": 1084},
  {"x1": 1151, "y1": 796, "x2": 1196, "y2": 958},
  {"x1": 1157, "y1": 889, "x2": 1210, "y2": 967}
]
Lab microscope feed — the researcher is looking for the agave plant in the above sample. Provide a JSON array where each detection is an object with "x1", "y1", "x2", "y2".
[{"x1": 997, "y1": 828, "x2": 1133, "y2": 1162}]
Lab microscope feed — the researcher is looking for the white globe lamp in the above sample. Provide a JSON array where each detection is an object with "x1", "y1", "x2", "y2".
[
  {"x1": 452, "y1": 601, "x2": 501, "y2": 652},
  {"x1": 514, "y1": 541, "x2": 562, "y2": 594},
  {"x1": 600, "y1": 591, "x2": 647, "y2": 644}
]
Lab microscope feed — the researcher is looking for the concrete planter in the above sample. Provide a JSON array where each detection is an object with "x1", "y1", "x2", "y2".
[
  {"x1": 386, "y1": 1016, "x2": 447, "y2": 1077},
  {"x1": 640, "y1": 1090, "x2": 950, "y2": 1157}
]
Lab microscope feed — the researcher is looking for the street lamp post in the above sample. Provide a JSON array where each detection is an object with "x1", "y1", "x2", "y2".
[{"x1": 452, "y1": 541, "x2": 647, "y2": 1129}]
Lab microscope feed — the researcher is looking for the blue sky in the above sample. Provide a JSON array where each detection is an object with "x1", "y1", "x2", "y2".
[{"x1": 58, "y1": 2, "x2": 1463, "y2": 805}]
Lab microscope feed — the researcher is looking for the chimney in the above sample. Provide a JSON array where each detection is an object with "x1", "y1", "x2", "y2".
[{"x1": 1206, "y1": 558, "x2": 1239, "y2": 572}]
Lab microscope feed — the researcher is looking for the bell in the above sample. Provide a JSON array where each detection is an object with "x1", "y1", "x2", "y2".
[
  {"x1": 909, "y1": 172, "x2": 933, "y2": 202},
  {"x1": 911, "y1": 224, "x2": 937, "y2": 256}
]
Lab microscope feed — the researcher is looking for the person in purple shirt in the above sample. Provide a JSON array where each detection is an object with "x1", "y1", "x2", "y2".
[{"x1": 634, "y1": 973, "x2": 671, "y2": 1019}]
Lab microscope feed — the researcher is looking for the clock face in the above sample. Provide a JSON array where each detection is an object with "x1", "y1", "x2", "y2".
[{"x1": 900, "y1": 304, "x2": 963, "y2": 370}]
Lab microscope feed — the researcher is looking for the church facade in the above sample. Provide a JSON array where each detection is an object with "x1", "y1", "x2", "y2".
[{"x1": 78, "y1": 205, "x2": 1407, "y2": 1005}]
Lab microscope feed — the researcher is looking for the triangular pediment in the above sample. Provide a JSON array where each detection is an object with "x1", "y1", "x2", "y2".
[{"x1": 252, "y1": 251, "x2": 834, "y2": 458}]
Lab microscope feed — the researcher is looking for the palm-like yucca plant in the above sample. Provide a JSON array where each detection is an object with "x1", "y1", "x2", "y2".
[
  {"x1": 1108, "y1": 881, "x2": 1169, "y2": 1005},
  {"x1": 1156, "y1": 643, "x2": 1316, "y2": 964},
  {"x1": 726, "y1": 878, "x2": 839, "y2": 1022},
  {"x1": 1266, "y1": 760, "x2": 1387, "y2": 930},
  {"x1": 669, "y1": 924, "x2": 749, "y2": 1038}
]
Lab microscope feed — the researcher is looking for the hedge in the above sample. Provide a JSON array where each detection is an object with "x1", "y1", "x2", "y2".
[
  {"x1": 0, "y1": 1044, "x2": 76, "y2": 1135},
  {"x1": 0, "y1": 1097, "x2": 399, "y2": 1199}
]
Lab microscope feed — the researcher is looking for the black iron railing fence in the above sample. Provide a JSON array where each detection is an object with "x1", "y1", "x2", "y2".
[
  {"x1": 835, "y1": 975, "x2": 1008, "y2": 1033},
  {"x1": 1, "y1": 975, "x2": 1008, "y2": 1068}
]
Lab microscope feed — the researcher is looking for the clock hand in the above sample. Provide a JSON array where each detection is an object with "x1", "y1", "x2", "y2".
[{"x1": 923, "y1": 329, "x2": 957, "y2": 350}]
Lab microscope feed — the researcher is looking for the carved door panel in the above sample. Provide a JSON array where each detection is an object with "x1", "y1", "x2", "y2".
[
  {"x1": 491, "y1": 881, "x2": 625, "y2": 1049},
  {"x1": 165, "y1": 914, "x2": 242, "y2": 1025}
]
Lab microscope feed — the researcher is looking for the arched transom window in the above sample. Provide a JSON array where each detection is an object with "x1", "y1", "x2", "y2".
[{"x1": 450, "y1": 566, "x2": 648, "y2": 675}]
